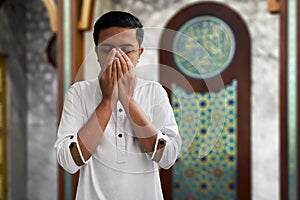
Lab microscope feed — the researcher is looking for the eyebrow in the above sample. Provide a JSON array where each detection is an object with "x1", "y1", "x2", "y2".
[
  {"x1": 99, "y1": 43, "x2": 114, "y2": 48},
  {"x1": 99, "y1": 43, "x2": 135, "y2": 48},
  {"x1": 120, "y1": 44, "x2": 135, "y2": 48}
]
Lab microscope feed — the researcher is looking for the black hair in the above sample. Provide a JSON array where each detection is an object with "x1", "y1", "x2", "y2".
[{"x1": 93, "y1": 11, "x2": 144, "y2": 47}]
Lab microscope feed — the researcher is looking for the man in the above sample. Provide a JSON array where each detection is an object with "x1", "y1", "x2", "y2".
[{"x1": 55, "y1": 11, "x2": 181, "y2": 200}]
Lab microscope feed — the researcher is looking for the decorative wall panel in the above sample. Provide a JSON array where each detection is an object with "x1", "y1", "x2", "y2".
[{"x1": 172, "y1": 81, "x2": 237, "y2": 199}]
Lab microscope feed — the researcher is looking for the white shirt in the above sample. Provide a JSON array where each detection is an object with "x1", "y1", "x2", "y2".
[{"x1": 54, "y1": 78, "x2": 182, "y2": 200}]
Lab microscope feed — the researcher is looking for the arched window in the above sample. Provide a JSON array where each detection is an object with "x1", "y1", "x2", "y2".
[{"x1": 159, "y1": 2, "x2": 251, "y2": 199}]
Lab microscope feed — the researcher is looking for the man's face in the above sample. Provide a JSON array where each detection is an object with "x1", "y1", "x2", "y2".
[{"x1": 96, "y1": 27, "x2": 143, "y2": 70}]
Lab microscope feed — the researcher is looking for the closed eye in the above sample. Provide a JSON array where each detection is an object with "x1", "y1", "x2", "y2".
[
  {"x1": 121, "y1": 48, "x2": 138, "y2": 55},
  {"x1": 100, "y1": 47, "x2": 113, "y2": 54},
  {"x1": 97, "y1": 44, "x2": 114, "y2": 54}
]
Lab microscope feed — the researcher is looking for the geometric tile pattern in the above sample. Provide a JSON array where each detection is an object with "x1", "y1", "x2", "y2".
[{"x1": 171, "y1": 81, "x2": 237, "y2": 200}]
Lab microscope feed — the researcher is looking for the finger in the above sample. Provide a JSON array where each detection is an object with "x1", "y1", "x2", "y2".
[
  {"x1": 118, "y1": 50, "x2": 131, "y2": 75},
  {"x1": 117, "y1": 52, "x2": 128, "y2": 75},
  {"x1": 106, "y1": 48, "x2": 116, "y2": 67},
  {"x1": 116, "y1": 58, "x2": 123, "y2": 80},
  {"x1": 112, "y1": 60, "x2": 117, "y2": 83},
  {"x1": 119, "y1": 49, "x2": 134, "y2": 71},
  {"x1": 116, "y1": 49, "x2": 127, "y2": 68},
  {"x1": 105, "y1": 59, "x2": 113, "y2": 78}
]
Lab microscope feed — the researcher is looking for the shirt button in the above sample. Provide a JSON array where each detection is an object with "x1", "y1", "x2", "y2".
[
  {"x1": 118, "y1": 133, "x2": 123, "y2": 138},
  {"x1": 119, "y1": 108, "x2": 123, "y2": 112}
]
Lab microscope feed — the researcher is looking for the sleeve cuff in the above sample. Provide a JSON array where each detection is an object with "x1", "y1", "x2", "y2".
[
  {"x1": 69, "y1": 135, "x2": 88, "y2": 166},
  {"x1": 147, "y1": 131, "x2": 168, "y2": 162}
]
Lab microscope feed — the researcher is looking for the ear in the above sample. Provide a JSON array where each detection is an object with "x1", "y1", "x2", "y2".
[{"x1": 138, "y1": 47, "x2": 144, "y2": 57}]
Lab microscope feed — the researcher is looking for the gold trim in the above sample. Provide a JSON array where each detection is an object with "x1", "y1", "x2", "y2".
[
  {"x1": 42, "y1": 0, "x2": 96, "y2": 32},
  {"x1": 267, "y1": 0, "x2": 280, "y2": 13},
  {"x1": 42, "y1": 0, "x2": 58, "y2": 32},
  {"x1": 78, "y1": 0, "x2": 95, "y2": 30}
]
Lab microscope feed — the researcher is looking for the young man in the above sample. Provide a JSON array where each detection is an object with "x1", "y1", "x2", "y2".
[{"x1": 55, "y1": 11, "x2": 181, "y2": 199}]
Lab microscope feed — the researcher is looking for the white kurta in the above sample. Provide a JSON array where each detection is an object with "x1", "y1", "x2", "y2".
[{"x1": 55, "y1": 78, "x2": 181, "y2": 200}]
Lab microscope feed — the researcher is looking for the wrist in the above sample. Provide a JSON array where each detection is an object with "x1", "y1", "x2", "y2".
[
  {"x1": 122, "y1": 98, "x2": 136, "y2": 115},
  {"x1": 119, "y1": 95, "x2": 131, "y2": 105},
  {"x1": 101, "y1": 97, "x2": 117, "y2": 109}
]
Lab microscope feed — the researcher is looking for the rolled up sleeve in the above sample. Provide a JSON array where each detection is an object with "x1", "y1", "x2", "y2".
[
  {"x1": 147, "y1": 85, "x2": 182, "y2": 169},
  {"x1": 147, "y1": 130, "x2": 181, "y2": 169},
  {"x1": 54, "y1": 84, "x2": 87, "y2": 174},
  {"x1": 55, "y1": 134, "x2": 87, "y2": 174}
]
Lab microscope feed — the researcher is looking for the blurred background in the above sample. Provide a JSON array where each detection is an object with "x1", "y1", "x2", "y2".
[{"x1": 0, "y1": 0, "x2": 298, "y2": 199}]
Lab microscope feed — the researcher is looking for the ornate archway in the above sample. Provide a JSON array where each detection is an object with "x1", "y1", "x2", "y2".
[{"x1": 159, "y1": 2, "x2": 251, "y2": 199}]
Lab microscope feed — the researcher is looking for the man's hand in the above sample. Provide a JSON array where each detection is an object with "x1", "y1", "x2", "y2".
[
  {"x1": 99, "y1": 48, "x2": 118, "y2": 107},
  {"x1": 116, "y1": 49, "x2": 137, "y2": 105},
  {"x1": 76, "y1": 48, "x2": 119, "y2": 161},
  {"x1": 114, "y1": 49, "x2": 157, "y2": 153}
]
